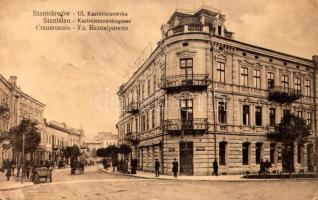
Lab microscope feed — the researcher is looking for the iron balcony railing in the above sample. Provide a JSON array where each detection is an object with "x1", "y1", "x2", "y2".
[
  {"x1": 160, "y1": 74, "x2": 210, "y2": 91},
  {"x1": 124, "y1": 132, "x2": 139, "y2": 144},
  {"x1": 125, "y1": 102, "x2": 139, "y2": 114},
  {"x1": 268, "y1": 86, "x2": 302, "y2": 103},
  {"x1": 163, "y1": 118, "x2": 209, "y2": 131}
]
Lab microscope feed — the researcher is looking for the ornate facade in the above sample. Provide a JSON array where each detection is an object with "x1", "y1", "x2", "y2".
[{"x1": 117, "y1": 6, "x2": 318, "y2": 175}]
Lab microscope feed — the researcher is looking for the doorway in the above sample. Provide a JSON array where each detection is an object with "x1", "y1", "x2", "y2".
[{"x1": 179, "y1": 141, "x2": 193, "y2": 175}]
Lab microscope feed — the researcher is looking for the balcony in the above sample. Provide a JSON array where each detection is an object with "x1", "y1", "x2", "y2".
[
  {"x1": 124, "y1": 132, "x2": 139, "y2": 145},
  {"x1": 125, "y1": 102, "x2": 139, "y2": 114},
  {"x1": 160, "y1": 74, "x2": 210, "y2": 93},
  {"x1": 163, "y1": 118, "x2": 209, "y2": 136},
  {"x1": 268, "y1": 86, "x2": 301, "y2": 103},
  {"x1": 0, "y1": 103, "x2": 10, "y2": 118}
]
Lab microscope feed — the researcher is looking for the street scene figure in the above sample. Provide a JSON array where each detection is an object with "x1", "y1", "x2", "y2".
[
  {"x1": 131, "y1": 158, "x2": 137, "y2": 174},
  {"x1": 155, "y1": 159, "x2": 160, "y2": 177},
  {"x1": 265, "y1": 159, "x2": 272, "y2": 176},
  {"x1": 172, "y1": 158, "x2": 178, "y2": 178},
  {"x1": 212, "y1": 159, "x2": 218, "y2": 176}
]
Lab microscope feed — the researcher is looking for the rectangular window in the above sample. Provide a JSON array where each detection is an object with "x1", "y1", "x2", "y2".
[
  {"x1": 240, "y1": 67, "x2": 248, "y2": 86},
  {"x1": 295, "y1": 78, "x2": 301, "y2": 91},
  {"x1": 180, "y1": 58, "x2": 193, "y2": 80},
  {"x1": 217, "y1": 62, "x2": 225, "y2": 83},
  {"x1": 218, "y1": 101, "x2": 227, "y2": 124},
  {"x1": 297, "y1": 144, "x2": 303, "y2": 164},
  {"x1": 255, "y1": 106, "x2": 262, "y2": 126},
  {"x1": 281, "y1": 75, "x2": 289, "y2": 90},
  {"x1": 141, "y1": 84, "x2": 145, "y2": 100},
  {"x1": 219, "y1": 142, "x2": 227, "y2": 165},
  {"x1": 270, "y1": 143, "x2": 276, "y2": 164},
  {"x1": 147, "y1": 80, "x2": 151, "y2": 97},
  {"x1": 242, "y1": 143, "x2": 250, "y2": 165},
  {"x1": 152, "y1": 109, "x2": 155, "y2": 129},
  {"x1": 256, "y1": 143, "x2": 263, "y2": 164},
  {"x1": 253, "y1": 69, "x2": 261, "y2": 88},
  {"x1": 297, "y1": 111, "x2": 303, "y2": 119},
  {"x1": 267, "y1": 72, "x2": 275, "y2": 89},
  {"x1": 146, "y1": 112, "x2": 149, "y2": 130},
  {"x1": 242, "y1": 105, "x2": 249, "y2": 126},
  {"x1": 305, "y1": 80, "x2": 311, "y2": 96},
  {"x1": 269, "y1": 108, "x2": 276, "y2": 127},
  {"x1": 307, "y1": 112, "x2": 312, "y2": 128},
  {"x1": 180, "y1": 99, "x2": 193, "y2": 129},
  {"x1": 153, "y1": 75, "x2": 156, "y2": 94}
]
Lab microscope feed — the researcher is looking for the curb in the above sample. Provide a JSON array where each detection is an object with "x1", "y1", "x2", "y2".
[
  {"x1": 0, "y1": 183, "x2": 34, "y2": 191},
  {"x1": 98, "y1": 168, "x2": 318, "y2": 182}
]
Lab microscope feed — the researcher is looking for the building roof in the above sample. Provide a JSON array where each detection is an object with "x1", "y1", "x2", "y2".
[{"x1": 46, "y1": 120, "x2": 82, "y2": 136}]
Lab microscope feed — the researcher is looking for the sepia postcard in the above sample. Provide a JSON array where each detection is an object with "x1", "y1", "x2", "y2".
[{"x1": 0, "y1": 0, "x2": 318, "y2": 199}]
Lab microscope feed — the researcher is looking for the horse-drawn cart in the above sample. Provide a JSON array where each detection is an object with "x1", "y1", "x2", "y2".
[{"x1": 32, "y1": 167, "x2": 52, "y2": 184}]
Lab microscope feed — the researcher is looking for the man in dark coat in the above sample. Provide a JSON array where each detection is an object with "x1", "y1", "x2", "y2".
[
  {"x1": 172, "y1": 158, "x2": 178, "y2": 178},
  {"x1": 212, "y1": 159, "x2": 218, "y2": 176},
  {"x1": 155, "y1": 159, "x2": 160, "y2": 177}
]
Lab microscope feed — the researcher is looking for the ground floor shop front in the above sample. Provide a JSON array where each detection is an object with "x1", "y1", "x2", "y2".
[{"x1": 130, "y1": 133, "x2": 317, "y2": 175}]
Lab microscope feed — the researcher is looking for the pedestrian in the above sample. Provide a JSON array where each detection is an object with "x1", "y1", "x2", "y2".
[
  {"x1": 6, "y1": 160, "x2": 12, "y2": 181},
  {"x1": 265, "y1": 159, "x2": 271, "y2": 176},
  {"x1": 212, "y1": 159, "x2": 218, "y2": 176},
  {"x1": 11, "y1": 159, "x2": 16, "y2": 176},
  {"x1": 26, "y1": 160, "x2": 30, "y2": 180},
  {"x1": 155, "y1": 159, "x2": 160, "y2": 177},
  {"x1": 260, "y1": 159, "x2": 265, "y2": 177},
  {"x1": 172, "y1": 158, "x2": 178, "y2": 178},
  {"x1": 131, "y1": 158, "x2": 137, "y2": 174}
]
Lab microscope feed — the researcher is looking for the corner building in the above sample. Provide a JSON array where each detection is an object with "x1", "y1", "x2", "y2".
[{"x1": 117, "y1": 6, "x2": 318, "y2": 175}]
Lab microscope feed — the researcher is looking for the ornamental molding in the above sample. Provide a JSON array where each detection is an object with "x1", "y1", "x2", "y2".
[
  {"x1": 176, "y1": 49, "x2": 197, "y2": 58},
  {"x1": 265, "y1": 65, "x2": 277, "y2": 73}
]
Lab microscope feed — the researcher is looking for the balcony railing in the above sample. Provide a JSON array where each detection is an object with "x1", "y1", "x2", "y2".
[
  {"x1": 125, "y1": 102, "x2": 139, "y2": 114},
  {"x1": 0, "y1": 104, "x2": 10, "y2": 117},
  {"x1": 160, "y1": 74, "x2": 210, "y2": 92},
  {"x1": 163, "y1": 118, "x2": 209, "y2": 135},
  {"x1": 124, "y1": 132, "x2": 139, "y2": 145},
  {"x1": 268, "y1": 86, "x2": 301, "y2": 103}
]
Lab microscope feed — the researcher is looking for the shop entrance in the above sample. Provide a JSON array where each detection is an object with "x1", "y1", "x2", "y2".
[{"x1": 179, "y1": 141, "x2": 193, "y2": 175}]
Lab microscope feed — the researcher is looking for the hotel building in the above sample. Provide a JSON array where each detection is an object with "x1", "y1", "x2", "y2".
[{"x1": 117, "y1": 6, "x2": 318, "y2": 175}]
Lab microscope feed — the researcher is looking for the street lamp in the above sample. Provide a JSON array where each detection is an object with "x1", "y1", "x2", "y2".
[{"x1": 21, "y1": 112, "x2": 30, "y2": 184}]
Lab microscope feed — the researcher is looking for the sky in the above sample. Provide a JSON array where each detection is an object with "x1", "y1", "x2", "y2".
[{"x1": 0, "y1": 0, "x2": 318, "y2": 139}]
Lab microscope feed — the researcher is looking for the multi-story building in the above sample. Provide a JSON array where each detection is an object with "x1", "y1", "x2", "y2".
[
  {"x1": 94, "y1": 132, "x2": 118, "y2": 147},
  {"x1": 83, "y1": 140, "x2": 102, "y2": 163},
  {"x1": 0, "y1": 75, "x2": 46, "y2": 167},
  {"x1": 44, "y1": 120, "x2": 85, "y2": 163},
  {"x1": 117, "y1": 6, "x2": 318, "y2": 175}
]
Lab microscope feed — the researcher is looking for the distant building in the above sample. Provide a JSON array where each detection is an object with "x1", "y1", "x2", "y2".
[
  {"x1": 83, "y1": 140, "x2": 102, "y2": 163},
  {"x1": 94, "y1": 132, "x2": 118, "y2": 147},
  {"x1": 44, "y1": 120, "x2": 85, "y2": 163}
]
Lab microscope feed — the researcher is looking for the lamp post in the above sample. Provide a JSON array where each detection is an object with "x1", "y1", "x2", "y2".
[{"x1": 21, "y1": 112, "x2": 30, "y2": 184}]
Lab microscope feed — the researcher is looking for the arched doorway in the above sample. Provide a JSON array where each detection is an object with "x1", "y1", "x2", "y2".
[{"x1": 282, "y1": 144, "x2": 294, "y2": 173}]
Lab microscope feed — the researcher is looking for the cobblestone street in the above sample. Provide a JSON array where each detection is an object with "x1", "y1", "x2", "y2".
[{"x1": 1, "y1": 165, "x2": 317, "y2": 200}]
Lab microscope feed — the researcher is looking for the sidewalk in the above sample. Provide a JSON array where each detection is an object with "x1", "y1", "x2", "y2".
[
  {"x1": 99, "y1": 167, "x2": 247, "y2": 182},
  {"x1": 0, "y1": 172, "x2": 33, "y2": 191},
  {"x1": 99, "y1": 167, "x2": 318, "y2": 182}
]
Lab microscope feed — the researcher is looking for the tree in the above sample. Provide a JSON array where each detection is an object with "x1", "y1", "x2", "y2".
[
  {"x1": 267, "y1": 113, "x2": 310, "y2": 174},
  {"x1": 9, "y1": 119, "x2": 41, "y2": 155},
  {"x1": 63, "y1": 145, "x2": 81, "y2": 160},
  {"x1": 118, "y1": 144, "x2": 132, "y2": 156},
  {"x1": 96, "y1": 148, "x2": 107, "y2": 158}
]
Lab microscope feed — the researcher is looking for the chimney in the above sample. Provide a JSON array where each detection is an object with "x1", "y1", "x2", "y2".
[
  {"x1": 8, "y1": 76, "x2": 17, "y2": 87},
  {"x1": 313, "y1": 55, "x2": 318, "y2": 67}
]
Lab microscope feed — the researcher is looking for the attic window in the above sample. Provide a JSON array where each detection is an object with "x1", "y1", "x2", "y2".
[
  {"x1": 296, "y1": 65, "x2": 299, "y2": 69},
  {"x1": 269, "y1": 58, "x2": 273, "y2": 62},
  {"x1": 182, "y1": 42, "x2": 189, "y2": 47},
  {"x1": 242, "y1": 52, "x2": 246, "y2": 56},
  {"x1": 255, "y1": 55, "x2": 259, "y2": 59},
  {"x1": 284, "y1": 62, "x2": 287, "y2": 66},
  {"x1": 219, "y1": 46, "x2": 224, "y2": 50}
]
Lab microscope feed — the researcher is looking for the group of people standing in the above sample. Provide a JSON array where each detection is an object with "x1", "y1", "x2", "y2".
[{"x1": 260, "y1": 159, "x2": 272, "y2": 176}]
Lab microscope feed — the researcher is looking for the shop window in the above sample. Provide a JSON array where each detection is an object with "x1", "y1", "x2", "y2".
[{"x1": 256, "y1": 143, "x2": 263, "y2": 164}]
